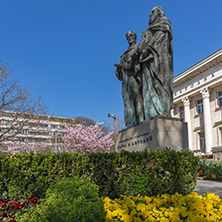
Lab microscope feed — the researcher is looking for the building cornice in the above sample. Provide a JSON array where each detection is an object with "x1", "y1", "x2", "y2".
[{"x1": 173, "y1": 48, "x2": 222, "y2": 88}]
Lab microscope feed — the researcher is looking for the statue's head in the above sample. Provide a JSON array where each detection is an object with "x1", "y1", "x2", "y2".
[
  {"x1": 125, "y1": 31, "x2": 137, "y2": 45},
  {"x1": 149, "y1": 6, "x2": 165, "y2": 25}
]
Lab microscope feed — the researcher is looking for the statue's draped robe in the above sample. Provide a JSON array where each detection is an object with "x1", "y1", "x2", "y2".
[
  {"x1": 139, "y1": 16, "x2": 173, "y2": 120},
  {"x1": 116, "y1": 44, "x2": 144, "y2": 128}
]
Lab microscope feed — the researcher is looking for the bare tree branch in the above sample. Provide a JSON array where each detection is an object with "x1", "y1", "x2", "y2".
[{"x1": 0, "y1": 61, "x2": 48, "y2": 146}]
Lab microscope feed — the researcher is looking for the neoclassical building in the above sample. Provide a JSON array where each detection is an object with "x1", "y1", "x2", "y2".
[{"x1": 172, "y1": 48, "x2": 222, "y2": 156}]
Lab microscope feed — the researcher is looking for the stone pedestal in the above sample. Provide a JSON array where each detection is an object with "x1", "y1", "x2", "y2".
[{"x1": 115, "y1": 116, "x2": 188, "y2": 152}]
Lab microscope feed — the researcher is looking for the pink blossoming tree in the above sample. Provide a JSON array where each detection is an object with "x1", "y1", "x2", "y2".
[
  {"x1": 63, "y1": 122, "x2": 114, "y2": 152},
  {"x1": 7, "y1": 122, "x2": 114, "y2": 154}
]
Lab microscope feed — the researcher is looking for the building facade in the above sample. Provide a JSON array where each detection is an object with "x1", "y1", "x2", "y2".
[
  {"x1": 0, "y1": 111, "x2": 77, "y2": 147},
  {"x1": 172, "y1": 49, "x2": 222, "y2": 155}
]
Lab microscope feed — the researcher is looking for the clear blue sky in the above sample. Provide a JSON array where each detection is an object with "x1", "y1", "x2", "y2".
[{"x1": 1, "y1": 0, "x2": 222, "y2": 125}]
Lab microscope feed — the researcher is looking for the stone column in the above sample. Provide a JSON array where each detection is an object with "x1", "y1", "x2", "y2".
[
  {"x1": 171, "y1": 105, "x2": 175, "y2": 117},
  {"x1": 201, "y1": 88, "x2": 212, "y2": 154},
  {"x1": 182, "y1": 97, "x2": 192, "y2": 150}
]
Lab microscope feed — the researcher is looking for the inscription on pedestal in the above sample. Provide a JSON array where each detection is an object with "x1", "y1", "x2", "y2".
[
  {"x1": 117, "y1": 132, "x2": 152, "y2": 151},
  {"x1": 115, "y1": 117, "x2": 188, "y2": 153}
]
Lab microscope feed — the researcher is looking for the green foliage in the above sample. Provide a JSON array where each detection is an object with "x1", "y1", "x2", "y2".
[
  {"x1": 198, "y1": 160, "x2": 222, "y2": 181},
  {"x1": 20, "y1": 176, "x2": 105, "y2": 222},
  {"x1": 113, "y1": 148, "x2": 200, "y2": 197},
  {"x1": 0, "y1": 147, "x2": 200, "y2": 202}
]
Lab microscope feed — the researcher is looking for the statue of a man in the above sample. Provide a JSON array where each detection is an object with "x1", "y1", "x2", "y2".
[
  {"x1": 137, "y1": 6, "x2": 173, "y2": 120},
  {"x1": 115, "y1": 31, "x2": 144, "y2": 128}
]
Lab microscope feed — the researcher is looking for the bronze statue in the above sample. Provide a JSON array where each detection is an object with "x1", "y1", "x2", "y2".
[
  {"x1": 115, "y1": 6, "x2": 173, "y2": 128},
  {"x1": 115, "y1": 31, "x2": 144, "y2": 128},
  {"x1": 137, "y1": 6, "x2": 173, "y2": 120}
]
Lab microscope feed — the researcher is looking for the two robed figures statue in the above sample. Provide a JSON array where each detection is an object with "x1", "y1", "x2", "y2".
[{"x1": 115, "y1": 6, "x2": 173, "y2": 128}]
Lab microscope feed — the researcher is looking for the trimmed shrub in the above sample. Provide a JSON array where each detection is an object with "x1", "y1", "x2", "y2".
[
  {"x1": 20, "y1": 176, "x2": 105, "y2": 222},
  {"x1": 90, "y1": 148, "x2": 199, "y2": 198},
  {"x1": 0, "y1": 148, "x2": 200, "y2": 202}
]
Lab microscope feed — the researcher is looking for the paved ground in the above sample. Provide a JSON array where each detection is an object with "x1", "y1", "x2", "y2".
[{"x1": 193, "y1": 178, "x2": 222, "y2": 198}]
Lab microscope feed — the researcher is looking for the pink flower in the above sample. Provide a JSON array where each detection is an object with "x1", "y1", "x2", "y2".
[{"x1": 63, "y1": 123, "x2": 114, "y2": 153}]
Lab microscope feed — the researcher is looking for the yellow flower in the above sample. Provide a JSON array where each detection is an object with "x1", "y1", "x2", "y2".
[
  {"x1": 160, "y1": 218, "x2": 170, "y2": 222},
  {"x1": 103, "y1": 192, "x2": 222, "y2": 222},
  {"x1": 136, "y1": 203, "x2": 147, "y2": 212},
  {"x1": 152, "y1": 208, "x2": 162, "y2": 217},
  {"x1": 141, "y1": 210, "x2": 153, "y2": 218},
  {"x1": 130, "y1": 208, "x2": 137, "y2": 217},
  {"x1": 121, "y1": 213, "x2": 133, "y2": 222},
  {"x1": 133, "y1": 217, "x2": 143, "y2": 222},
  {"x1": 143, "y1": 195, "x2": 152, "y2": 204},
  {"x1": 175, "y1": 206, "x2": 188, "y2": 218},
  {"x1": 104, "y1": 197, "x2": 111, "y2": 204},
  {"x1": 147, "y1": 215, "x2": 156, "y2": 221}
]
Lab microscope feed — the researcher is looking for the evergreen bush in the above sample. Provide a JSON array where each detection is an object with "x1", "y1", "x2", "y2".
[{"x1": 20, "y1": 176, "x2": 105, "y2": 222}]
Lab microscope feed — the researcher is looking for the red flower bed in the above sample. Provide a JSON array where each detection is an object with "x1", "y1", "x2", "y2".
[{"x1": 0, "y1": 197, "x2": 40, "y2": 221}]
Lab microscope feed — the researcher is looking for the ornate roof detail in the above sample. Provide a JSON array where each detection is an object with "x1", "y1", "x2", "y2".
[{"x1": 174, "y1": 48, "x2": 222, "y2": 88}]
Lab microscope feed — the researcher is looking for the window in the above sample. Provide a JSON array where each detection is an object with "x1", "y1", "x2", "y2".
[
  {"x1": 51, "y1": 131, "x2": 58, "y2": 136},
  {"x1": 21, "y1": 130, "x2": 28, "y2": 134},
  {"x1": 218, "y1": 91, "x2": 222, "y2": 107},
  {"x1": 1, "y1": 128, "x2": 8, "y2": 132},
  {"x1": 179, "y1": 106, "x2": 184, "y2": 119},
  {"x1": 1, "y1": 120, "x2": 12, "y2": 125},
  {"x1": 199, "y1": 132, "x2": 205, "y2": 150},
  {"x1": 39, "y1": 124, "x2": 47, "y2": 128},
  {"x1": 51, "y1": 125, "x2": 58, "y2": 129},
  {"x1": 60, "y1": 132, "x2": 67, "y2": 136},
  {"x1": 197, "y1": 99, "x2": 203, "y2": 114},
  {"x1": 17, "y1": 137, "x2": 26, "y2": 142},
  {"x1": 4, "y1": 113, "x2": 11, "y2": 117}
]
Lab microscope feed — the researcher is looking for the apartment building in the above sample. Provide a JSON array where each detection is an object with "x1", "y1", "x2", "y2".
[
  {"x1": 0, "y1": 111, "x2": 77, "y2": 147},
  {"x1": 172, "y1": 48, "x2": 222, "y2": 156}
]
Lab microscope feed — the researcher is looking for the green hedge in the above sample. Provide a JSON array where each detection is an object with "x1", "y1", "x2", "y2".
[{"x1": 0, "y1": 147, "x2": 199, "y2": 201}]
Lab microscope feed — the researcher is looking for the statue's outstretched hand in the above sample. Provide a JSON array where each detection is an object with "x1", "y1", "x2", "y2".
[{"x1": 114, "y1": 63, "x2": 121, "y2": 68}]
